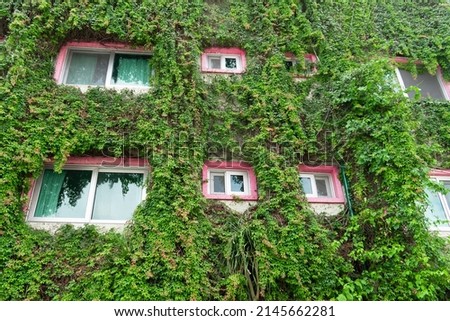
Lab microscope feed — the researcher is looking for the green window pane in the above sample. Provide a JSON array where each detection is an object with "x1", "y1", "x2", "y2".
[
  {"x1": 35, "y1": 169, "x2": 92, "y2": 218},
  {"x1": 112, "y1": 54, "x2": 150, "y2": 86},
  {"x1": 300, "y1": 177, "x2": 312, "y2": 194},
  {"x1": 92, "y1": 172, "x2": 144, "y2": 220},
  {"x1": 225, "y1": 58, "x2": 237, "y2": 69},
  {"x1": 230, "y1": 175, "x2": 244, "y2": 192},
  {"x1": 285, "y1": 60, "x2": 294, "y2": 71},
  {"x1": 66, "y1": 52, "x2": 109, "y2": 85},
  {"x1": 213, "y1": 175, "x2": 225, "y2": 193}
]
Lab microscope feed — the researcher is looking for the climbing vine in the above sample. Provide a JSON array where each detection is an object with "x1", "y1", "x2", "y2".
[{"x1": 0, "y1": 0, "x2": 449, "y2": 301}]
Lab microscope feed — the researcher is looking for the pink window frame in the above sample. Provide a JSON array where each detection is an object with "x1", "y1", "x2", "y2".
[
  {"x1": 430, "y1": 169, "x2": 450, "y2": 177},
  {"x1": 299, "y1": 164, "x2": 345, "y2": 204},
  {"x1": 200, "y1": 47, "x2": 246, "y2": 74},
  {"x1": 54, "y1": 41, "x2": 148, "y2": 83},
  {"x1": 393, "y1": 56, "x2": 450, "y2": 99},
  {"x1": 202, "y1": 160, "x2": 258, "y2": 200},
  {"x1": 24, "y1": 156, "x2": 149, "y2": 214}
]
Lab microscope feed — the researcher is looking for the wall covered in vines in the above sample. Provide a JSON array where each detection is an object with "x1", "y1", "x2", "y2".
[{"x1": 0, "y1": 0, "x2": 449, "y2": 300}]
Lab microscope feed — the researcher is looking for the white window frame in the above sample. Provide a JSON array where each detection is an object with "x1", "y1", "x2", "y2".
[
  {"x1": 427, "y1": 176, "x2": 450, "y2": 232},
  {"x1": 395, "y1": 67, "x2": 449, "y2": 100},
  {"x1": 300, "y1": 173, "x2": 334, "y2": 198},
  {"x1": 27, "y1": 165, "x2": 147, "y2": 224},
  {"x1": 207, "y1": 54, "x2": 242, "y2": 72},
  {"x1": 61, "y1": 48, "x2": 152, "y2": 91},
  {"x1": 208, "y1": 170, "x2": 250, "y2": 196}
]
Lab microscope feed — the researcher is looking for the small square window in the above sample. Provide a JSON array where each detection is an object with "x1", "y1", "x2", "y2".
[
  {"x1": 300, "y1": 173, "x2": 333, "y2": 198},
  {"x1": 396, "y1": 68, "x2": 447, "y2": 100},
  {"x1": 201, "y1": 48, "x2": 246, "y2": 74},
  {"x1": 202, "y1": 161, "x2": 257, "y2": 200},
  {"x1": 208, "y1": 170, "x2": 249, "y2": 196},
  {"x1": 29, "y1": 161, "x2": 147, "y2": 223},
  {"x1": 284, "y1": 53, "x2": 317, "y2": 78},
  {"x1": 298, "y1": 165, "x2": 345, "y2": 204}
]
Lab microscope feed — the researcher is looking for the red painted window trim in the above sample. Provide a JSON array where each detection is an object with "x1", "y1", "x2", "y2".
[
  {"x1": 202, "y1": 160, "x2": 258, "y2": 201},
  {"x1": 299, "y1": 164, "x2": 345, "y2": 204},
  {"x1": 201, "y1": 47, "x2": 246, "y2": 74},
  {"x1": 430, "y1": 169, "x2": 450, "y2": 177},
  {"x1": 393, "y1": 56, "x2": 450, "y2": 99},
  {"x1": 54, "y1": 41, "x2": 149, "y2": 83}
]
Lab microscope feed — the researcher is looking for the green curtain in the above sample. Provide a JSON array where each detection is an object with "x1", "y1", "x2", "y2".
[
  {"x1": 34, "y1": 170, "x2": 66, "y2": 217},
  {"x1": 112, "y1": 54, "x2": 150, "y2": 86}
]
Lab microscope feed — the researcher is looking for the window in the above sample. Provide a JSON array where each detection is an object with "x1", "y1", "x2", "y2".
[
  {"x1": 202, "y1": 161, "x2": 257, "y2": 200},
  {"x1": 395, "y1": 68, "x2": 447, "y2": 100},
  {"x1": 393, "y1": 57, "x2": 450, "y2": 100},
  {"x1": 298, "y1": 165, "x2": 345, "y2": 203},
  {"x1": 426, "y1": 171, "x2": 450, "y2": 231},
  {"x1": 300, "y1": 174, "x2": 333, "y2": 198},
  {"x1": 201, "y1": 47, "x2": 246, "y2": 74},
  {"x1": 285, "y1": 53, "x2": 317, "y2": 78},
  {"x1": 28, "y1": 158, "x2": 148, "y2": 223},
  {"x1": 54, "y1": 42, "x2": 151, "y2": 90}
]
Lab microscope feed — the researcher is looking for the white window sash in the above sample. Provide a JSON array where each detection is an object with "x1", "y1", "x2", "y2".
[
  {"x1": 208, "y1": 169, "x2": 249, "y2": 196},
  {"x1": 300, "y1": 173, "x2": 317, "y2": 197},
  {"x1": 28, "y1": 165, "x2": 147, "y2": 223},
  {"x1": 62, "y1": 48, "x2": 151, "y2": 90},
  {"x1": 300, "y1": 173, "x2": 334, "y2": 198}
]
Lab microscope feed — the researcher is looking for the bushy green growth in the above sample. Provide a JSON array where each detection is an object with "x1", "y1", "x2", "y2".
[{"x1": 0, "y1": 0, "x2": 449, "y2": 301}]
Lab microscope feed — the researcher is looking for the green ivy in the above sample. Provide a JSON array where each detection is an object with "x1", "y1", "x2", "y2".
[{"x1": 0, "y1": 0, "x2": 449, "y2": 301}]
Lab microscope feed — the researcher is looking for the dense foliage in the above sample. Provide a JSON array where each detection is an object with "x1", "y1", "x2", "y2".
[{"x1": 0, "y1": 0, "x2": 449, "y2": 300}]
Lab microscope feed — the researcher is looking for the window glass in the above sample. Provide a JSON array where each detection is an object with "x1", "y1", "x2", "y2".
[
  {"x1": 285, "y1": 60, "x2": 294, "y2": 71},
  {"x1": 66, "y1": 52, "x2": 109, "y2": 85},
  {"x1": 92, "y1": 172, "x2": 144, "y2": 220},
  {"x1": 112, "y1": 54, "x2": 150, "y2": 86},
  {"x1": 212, "y1": 174, "x2": 225, "y2": 193},
  {"x1": 35, "y1": 169, "x2": 92, "y2": 218},
  {"x1": 398, "y1": 69, "x2": 445, "y2": 100},
  {"x1": 230, "y1": 174, "x2": 244, "y2": 192},
  {"x1": 443, "y1": 181, "x2": 450, "y2": 209},
  {"x1": 300, "y1": 176, "x2": 313, "y2": 195},
  {"x1": 225, "y1": 58, "x2": 237, "y2": 69},
  {"x1": 209, "y1": 57, "x2": 221, "y2": 69},
  {"x1": 315, "y1": 176, "x2": 331, "y2": 197},
  {"x1": 425, "y1": 188, "x2": 449, "y2": 227}
]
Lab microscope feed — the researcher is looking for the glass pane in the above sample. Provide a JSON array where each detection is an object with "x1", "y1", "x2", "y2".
[
  {"x1": 66, "y1": 52, "x2": 109, "y2": 85},
  {"x1": 399, "y1": 69, "x2": 445, "y2": 100},
  {"x1": 443, "y1": 180, "x2": 450, "y2": 210},
  {"x1": 92, "y1": 172, "x2": 144, "y2": 220},
  {"x1": 112, "y1": 54, "x2": 150, "y2": 86},
  {"x1": 285, "y1": 60, "x2": 294, "y2": 70},
  {"x1": 425, "y1": 188, "x2": 449, "y2": 227},
  {"x1": 34, "y1": 169, "x2": 92, "y2": 218},
  {"x1": 316, "y1": 177, "x2": 331, "y2": 197},
  {"x1": 209, "y1": 57, "x2": 221, "y2": 69},
  {"x1": 225, "y1": 58, "x2": 237, "y2": 69},
  {"x1": 300, "y1": 177, "x2": 313, "y2": 195},
  {"x1": 230, "y1": 175, "x2": 245, "y2": 192},
  {"x1": 212, "y1": 174, "x2": 225, "y2": 193}
]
